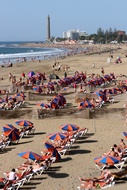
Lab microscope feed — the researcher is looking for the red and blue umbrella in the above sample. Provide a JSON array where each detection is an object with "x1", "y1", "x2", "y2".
[
  {"x1": 123, "y1": 132, "x2": 127, "y2": 139},
  {"x1": 94, "y1": 155, "x2": 120, "y2": 164},
  {"x1": 44, "y1": 141, "x2": 61, "y2": 161},
  {"x1": 33, "y1": 86, "x2": 42, "y2": 93},
  {"x1": 0, "y1": 98, "x2": 5, "y2": 103},
  {"x1": 78, "y1": 101, "x2": 86, "y2": 109},
  {"x1": 2, "y1": 124, "x2": 15, "y2": 133},
  {"x1": 37, "y1": 103, "x2": 50, "y2": 109},
  {"x1": 45, "y1": 141, "x2": 55, "y2": 151},
  {"x1": 95, "y1": 90, "x2": 107, "y2": 102},
  {"x1": 50, "y1": 101, "x2": 59, "y2": 109},
  {"x1": 60, "y1": 124, "x2": 79, "y2": 131},
  {"x1": 17, "y1": 150, "x2": 42, "y2": 161},
  {"x1": 4, "y1": 128, "x2": 20, "y2": 141},
  {"x1": 15, "y1": 120, "x2": 33, "y2": 127},
  {"x1": 52, "y1": 148, "x2": 61, "y2": 161},
  {"x1": 47, "y1": 132, "x2": 67, "y2": 141}
]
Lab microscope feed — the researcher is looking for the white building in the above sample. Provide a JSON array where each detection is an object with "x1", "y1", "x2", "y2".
[{"x1": 63, "y1": 29, "x2": 88, "y2": 40}]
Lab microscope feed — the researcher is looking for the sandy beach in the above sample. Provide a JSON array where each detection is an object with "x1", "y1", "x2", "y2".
[{"x1": 0, "y1": 44, "x2": 127, "y2": 190}]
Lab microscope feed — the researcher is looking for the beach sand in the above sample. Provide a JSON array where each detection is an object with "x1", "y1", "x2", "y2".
[{"x1": 0, "y1": 44, "x2": 127, "y2": 190}]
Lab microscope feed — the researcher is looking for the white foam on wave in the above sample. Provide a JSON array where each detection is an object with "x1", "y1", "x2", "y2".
[{"x1": 0, "y1": 48, "x2": 64, "y2": 59}]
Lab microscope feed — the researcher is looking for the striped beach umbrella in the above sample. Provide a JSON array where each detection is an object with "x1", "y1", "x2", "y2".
[
  {"x1": 18, "y1": 150, "x2": 42, "y2": 161},
  {"x1": 2, "y1": 124, "x2": 16, "y2": 133},
  {"x1": 60, "y1": 124, "x2": 79, "y2": 131},
  {"x1": 123, "y1": 132, "x2": 127, "y2": 139},
  {"x1": 47, "y1": 132, "x2": 67, "y2": 141},
  {"x1": 94, "y1": 155, "x2": 120, "y2": 164},
  {"x1": 15, "y1": 120, "x2": 33, "y2": 127},
  {"x1": 3, "y1": 128, "x2": 20, "y2": 141}
]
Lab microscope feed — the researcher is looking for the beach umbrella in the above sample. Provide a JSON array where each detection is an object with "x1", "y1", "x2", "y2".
[
  {"x1": 60, "y1": 124, "x2": 79, "y2": 131},
  {"x1": 15, "y1": 120, "x2": 33, "y2": 127},
  {"x1": 17, "y1": 150, "x2": 42, "y2": 161},
  {"x1": 44, "y1": 141, "x2": 55, "y2": 152},
  {"x1": 94, "y1": 155, "x2": 120, "y2": 165},
  {"x1": 123, "y1": 132, "x2": 127, "y2": 139},
  {"x1": 2, "y1": 124, "x2": 16, "y2": 133},
  {"x1": 50, "y1": 101, "x2": 59, "y2": 109},
  {"x1": 52, "y1": 148, "x2": 61, "y2": 161},
  {"x1": 95, "y1": 90, "x2": 107, "y2": 101},
  {"x1": 47, "y1": 132, "x2": 67, "y2": 141},
  {"x1": 78, "y1": 101, "x2": 86, "y2": 109},
  {"x1": 28, "y1": 71, "x2": 35, "y2": 77},
  {"x1": 37, "y1": 103, "x2": 50, "y2": 109},
  {"x1": 3, "y1": 128, "x2": 20, "y2": 141},
  {"x1": 33, "y1": 86, "x2": 42, "y2": 93},
  {"x1": 0, "y1": 98, "x2": 5, "y2": 103},
  {"x1": 44, "y1": 141, "x2": 61, "y2": 161}
]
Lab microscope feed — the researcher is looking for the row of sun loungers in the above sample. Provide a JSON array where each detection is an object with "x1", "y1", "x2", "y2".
[
  {"x1": 0, "y1": 125, "x2": 88, "y2": 189},
  {"x1": 0, "y1": 127, "x2": 36, "y2": 152},
  {"x1": 77, "y1": 174, "x2": 115, "y2": 190},
  {"x1": 77, "y1": 138, "x2": 127, "y2": 189},
  {"x1": 42, "y1": 127, "x2": 88, "y2": 157},
  {"x1": 1, "y1": 153, "x2": 56, "y2": 190}
]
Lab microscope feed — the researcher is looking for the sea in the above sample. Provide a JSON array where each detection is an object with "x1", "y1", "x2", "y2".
[{"x1": 0, "y1": 41, "x2": 69, "y2": 65}]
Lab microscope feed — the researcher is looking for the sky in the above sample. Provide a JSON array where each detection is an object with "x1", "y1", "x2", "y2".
[{"x1": 0, "y1": 0, "x2": 127, "y2": 41}]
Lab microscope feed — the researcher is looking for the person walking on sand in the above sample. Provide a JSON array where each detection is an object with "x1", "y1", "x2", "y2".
[
  {"x1": 92, "y1": 63, "x2": 95, "y2": 68},
  {"x1": 101, "y1": 67, "x2": 104, "y2": 75}
]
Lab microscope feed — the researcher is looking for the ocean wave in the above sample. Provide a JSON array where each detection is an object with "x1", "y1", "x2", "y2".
[
  {"x1": 0, "y1": 49, "x2": 64, "y2": 59},
  {"x1": 0, "y1": 48, "x2": 67, "y2": 64}
]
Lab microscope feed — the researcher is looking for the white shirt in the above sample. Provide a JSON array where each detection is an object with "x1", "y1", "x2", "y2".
[{"x1": 9, "y1": 171, "x2": 16, "y2": 180}]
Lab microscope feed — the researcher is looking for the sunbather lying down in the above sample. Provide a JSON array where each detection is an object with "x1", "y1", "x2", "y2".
[{"x1": 77, "y1": 169, "x2": 115, "y2": 190}]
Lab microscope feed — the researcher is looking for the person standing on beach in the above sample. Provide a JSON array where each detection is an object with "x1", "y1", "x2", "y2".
[
  {"x1": 101, "y1": 67, "x2": 104, "y2": 75},
  {"x1": 73, "y1": 82, "x2": 77, "y2": 92},
  {"x1": 52, "y1": 65, "x2": 55, "y2": 74},
  {"x1": 64, "y1": 71, "x2": 67, "y2": 78},
  {"x1": 92, "y1": 63, "x2": 95, "y2": 68},
  {"x1": 22, "y1": 72, "x2": 25, "y2": 80}
]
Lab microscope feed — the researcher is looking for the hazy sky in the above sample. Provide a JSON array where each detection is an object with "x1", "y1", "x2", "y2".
[{"x1": 0, "y1": 0, "x2": 127, "y2": 41}]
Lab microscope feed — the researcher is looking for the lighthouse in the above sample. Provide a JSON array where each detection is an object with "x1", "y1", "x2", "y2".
[{"x1": 47, "y1": 15, "x2": 51, "y2": 42}]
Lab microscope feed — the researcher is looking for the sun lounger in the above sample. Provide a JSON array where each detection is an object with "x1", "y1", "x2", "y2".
[
  {"x1": 77, "y1": 175, "x2": 115, "y2": 190},
  {"x1": 95, "y1": 160, "x2": 125, "y2": 171},
  {"x1": 33, "y1": 166, "x2": 45, "y2": 176}
]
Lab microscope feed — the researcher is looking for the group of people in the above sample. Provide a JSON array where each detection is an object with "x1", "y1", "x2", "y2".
[
  {"x1": 78, "y1": 169, "x2": 113, "y2": 189},
  {"x1": 104, "y1": 139, "x2": 126, "y2": 158},
  {"x1": 77, "y1": 139, "x2": 127, "y2": 190}
]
